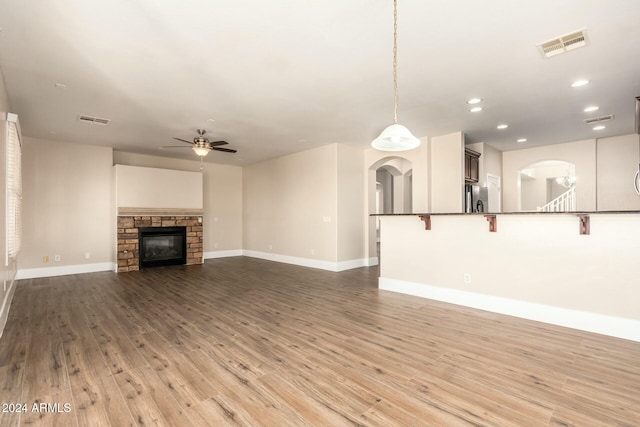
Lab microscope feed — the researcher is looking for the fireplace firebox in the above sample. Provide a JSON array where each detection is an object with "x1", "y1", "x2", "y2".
[{"x1": 138, "y1": 227, "x2": 187, "y2": 269}]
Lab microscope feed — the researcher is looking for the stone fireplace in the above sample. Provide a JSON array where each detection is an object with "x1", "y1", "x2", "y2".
[{"x1": 117, "y1": 210, "x2": 203, "y2": 272}]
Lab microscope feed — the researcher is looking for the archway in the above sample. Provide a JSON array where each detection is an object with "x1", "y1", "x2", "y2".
[
  {"x1": 518, "y1": 160, "x2": 576, "y2": 211},
  {"x1": 367, "y1": 156, "x2": 414, "y2": 263}
]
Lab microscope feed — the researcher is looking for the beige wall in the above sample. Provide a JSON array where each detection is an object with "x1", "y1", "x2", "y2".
[
  {"x1": 20, "y1": 137, "x2": 113, "y2": 269},
  {"x1": 596, "y1": 134, "x2": 640, "y2": 211},
  {"x1": 430, "y1": 132, "x2": 464, "y2": 213},
  {"x1": 502, "y1": 139, "x2": 597, "y2": 212},
  {"x1": 503, "y1": 134, "x2": 640, "y2": 212},
  {"x1": 0, "y1": 70, "x2": 9, "y2": 113},
  {"x1": 114, "y1": 164, "x2": 203, "y2": 209},
  {"x1": 113, "y1": 151, "x2": 243, "y2": 253},
  {"x1": 243, "y1": 144, "x2": 338, "y2": 262},
  {"x1": 337, "y1": 144, "x2": 365, "y2": 263}
]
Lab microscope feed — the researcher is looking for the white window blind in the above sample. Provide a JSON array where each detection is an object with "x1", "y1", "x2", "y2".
[{"x1": 5, "y1": 113, "x2": 22, "y2": 265}]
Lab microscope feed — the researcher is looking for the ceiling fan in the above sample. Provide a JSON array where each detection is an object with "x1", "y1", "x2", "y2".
[{"x1": 161, "y1": 129, "x2": 237, "y2": 157}]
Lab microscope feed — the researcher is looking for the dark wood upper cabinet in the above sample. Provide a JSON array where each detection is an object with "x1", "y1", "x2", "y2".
[{"x1": 465, "y1": 148, "x2": 481, "y2": 183}]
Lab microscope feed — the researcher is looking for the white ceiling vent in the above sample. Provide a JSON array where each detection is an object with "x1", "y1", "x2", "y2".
[
  {"x1": 537, "y1": 29, "x2": 589, "y2": 58},
  {"x1": 584, "y1": 114, "x2": 614, "y2": 124},
  {"x1": 78, "y1": 114, "x2": 111, "y2": 125}
]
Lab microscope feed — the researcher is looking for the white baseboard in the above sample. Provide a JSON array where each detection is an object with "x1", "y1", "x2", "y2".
[
  {"x1": 379, "y1": 277, "x2": 640, "y2": 343},
  {"x1": 203, "y1": 250, "x2": 243, "y2": 259},
  {"x1": 366, "y1": 257, "x2": 379, "y2": 266},
  {"x1": 243, "y1": 250, "x2": 370, "y2": 272},
  {"x1": 0, "y1": 275, "x2": 18, "y2": 339},
  {"x1": 16, "y1": 262, "x2": 115, "y2": 280}
]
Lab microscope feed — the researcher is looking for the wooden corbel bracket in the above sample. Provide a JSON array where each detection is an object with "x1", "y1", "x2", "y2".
[
  {"x1": 578, "y1": 214, "x2": 590, "y2": 235},
  {"x1": 418, "y1": 215, "x2": 431, "y2": 230},
  {"x1": 485, "y1": 215, "x2": 497, "y2": 232}
]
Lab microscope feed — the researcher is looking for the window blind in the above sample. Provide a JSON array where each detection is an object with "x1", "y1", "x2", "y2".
[{"x1": 5, "y1": 113, "x2": 22, "y2": 265}]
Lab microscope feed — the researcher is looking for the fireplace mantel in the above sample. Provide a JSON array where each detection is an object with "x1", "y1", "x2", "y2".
[{"x1": 118, "y1": 207, "x2": 204, "y2": 217}]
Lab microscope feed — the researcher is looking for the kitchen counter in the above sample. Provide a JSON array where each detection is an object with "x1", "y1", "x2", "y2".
[
  {"x1": 375, "y1": 211, "x2": 640, "y2": 342},
  {"x1": 371, "y1": 210, "x2": 640, "y2": 215}
]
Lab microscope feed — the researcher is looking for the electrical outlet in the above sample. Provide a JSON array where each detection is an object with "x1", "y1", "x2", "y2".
[
  {"x1": 214, "y1": 242, "x2": 218, "y2": 249},
  {"x1": 310, "y1": 248, "x2": 315, "y2": 255},
  {"x1": 43, "y1": 256, "x2": 49, "y2": 263},
  {"x1": 84, "y1": 252, "x2": 91, "y2": 259},
  {"x1": 268, "y1": 244, "x2": 273, "y2": 250},
  {"x1": 464, "y1": 273, "x2": 472, "y2": 284},
  {"x1": 54, "y1": 255, "x2": 61, "y2": 262}
]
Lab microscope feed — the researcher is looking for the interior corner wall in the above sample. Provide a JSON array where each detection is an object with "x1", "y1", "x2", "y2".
[
  {"x1": 243, "y1": 144, "x2": 338, "y2": 265},
  {"x1": 337, "y1": 144, "x2": 365, "y2": 263},
  {"x1": 112, "y1": 151, "x2": 243, "y2": 254},
  {"x1": 0, "y1": 70, "x2": 9, "y2": 114},
  {"x1": 20, "y1": 137, "x2": 113, "y2": 270},
  {"x1": 430, "y1": 132, "x2": 464, "y2": 213},
  {"x1": 502, "y1": 139, "x2": 597, "y2": 212}
]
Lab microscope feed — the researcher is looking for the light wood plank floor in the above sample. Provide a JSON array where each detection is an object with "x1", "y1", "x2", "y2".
[{"x1": 1, "y1": 257, "x2": 639, "y2": 426}]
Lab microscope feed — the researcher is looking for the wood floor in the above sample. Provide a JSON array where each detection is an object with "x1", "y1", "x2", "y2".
[{"x1": 1, "y1": 257, "x2": 639, "y2": 426}]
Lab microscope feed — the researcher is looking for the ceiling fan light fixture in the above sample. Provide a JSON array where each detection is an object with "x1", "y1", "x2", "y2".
[
  {"x1": 192, "y1": 146, "x2": 211, "y2": 156},
  {"x1": 371, "y1": 124, "x2": 421, "y2": 151},
  {"x1": 371, "y1": 0, "x2": 420, "y2": 152}
]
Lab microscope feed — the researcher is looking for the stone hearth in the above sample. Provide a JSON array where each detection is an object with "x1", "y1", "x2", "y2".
[{"x1": 117, "y1": 215, "x2": 203, "y2": 272}]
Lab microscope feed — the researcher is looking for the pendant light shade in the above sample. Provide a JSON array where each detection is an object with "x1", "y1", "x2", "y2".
[
  {"x1": 371, "y1": 0, "x2": 421, "y2": 152},
  {"x1": 371, "y1": 124, "x2": 421, "y2": 151}
]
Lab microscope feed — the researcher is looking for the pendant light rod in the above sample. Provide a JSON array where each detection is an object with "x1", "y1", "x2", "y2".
[
  {"x1": 371, "y1": 0, "x2": 421, "y2": 152},
  {"x1": 393, "y1": 0, "x2": 398, "y2": 124}
]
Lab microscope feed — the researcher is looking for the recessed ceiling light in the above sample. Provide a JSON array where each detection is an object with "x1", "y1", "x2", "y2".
[
  {"x1": 469, "y1": 107, "x2": 483, "y2": 113},
  {"x1": 571, "y1": 79, "x2": 589, "y2": 88},
  {"x1": 207, "y1": 118, "x2": 215, "y2": 122},
  {"x1": 517, "y1": 138, "x2": 527, "y2": 143},
  {"x1": 497, "y1": 124, "x2": 508, "y2": 129},
  {"x1": 593, "y1": 125, "x2": 605, "y2": 130},
  {"x1": 584, "y1": 105, "x2": 599, "y2": 112},
  {"x1": 467, "y1": 98, "x2": 482, "y2": 104},
  {"x1": 54, "y1": 83, "x2": 66, "y2": 90},
  {"x1": 298, "y1": 139, "x2": 307, "y2": 143}
]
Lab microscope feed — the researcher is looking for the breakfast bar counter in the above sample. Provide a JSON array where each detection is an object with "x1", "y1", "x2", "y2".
[{"x1": 372, "y1": 211, "x2": 640, "y2": 342}]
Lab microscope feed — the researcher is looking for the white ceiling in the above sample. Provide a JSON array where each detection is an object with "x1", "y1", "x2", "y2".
[{"x1": 0, "y1": 0, "x2": 639, "y2": 166}]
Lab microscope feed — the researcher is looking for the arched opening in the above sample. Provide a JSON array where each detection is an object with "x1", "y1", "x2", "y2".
[
  {"x1": 367, "y1": 156, "x2": 414, "y2": 263},
  {"x1": 518, "y1": 160, "x2": 576, "y2": 211}
]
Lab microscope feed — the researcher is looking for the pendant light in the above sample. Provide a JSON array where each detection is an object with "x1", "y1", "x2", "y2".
[{"x1": 371, "y1": 0, "x2": 421, "y2": 152}]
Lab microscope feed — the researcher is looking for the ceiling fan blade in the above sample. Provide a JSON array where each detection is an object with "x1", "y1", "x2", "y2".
[
  {"x1": 172, "y1": 137, "x2": 194, "y2": 144},
  {"x1": 212, "y1": 147, "x2": 237, "y2": 153},
  {"x1": 160, "y1": 145, "x2": 194, "y2": 149},
  {"x1": 209, "y1": 140, "x2": 229, "y2": 146}
]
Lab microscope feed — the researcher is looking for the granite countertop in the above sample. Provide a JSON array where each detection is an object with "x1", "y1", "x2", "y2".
[{"x1": 371, "y1": 210, "x2": 640, "y2": 216}]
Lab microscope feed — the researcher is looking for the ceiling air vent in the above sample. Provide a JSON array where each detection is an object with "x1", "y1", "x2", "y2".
[
  {"x1": 78, "y1": 114, "x2": 111, "y2": 125},
  {"x1": 584, "y1": 115, "x2": 614, "y2": 124},
  {"x1": 537, "y1": 29, "x2": 589, "y2": 58}
]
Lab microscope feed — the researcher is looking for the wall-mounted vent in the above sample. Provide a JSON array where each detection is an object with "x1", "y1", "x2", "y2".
[
  {"x1": 78, "y1": 115, "x2": 111, "y2": 125},
  {"x1": 537, "y1": 29, "x2": 589, "y2": 58},
  {"x1": 584, "y1": 114, "x2": 614, "y2": 124}
]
